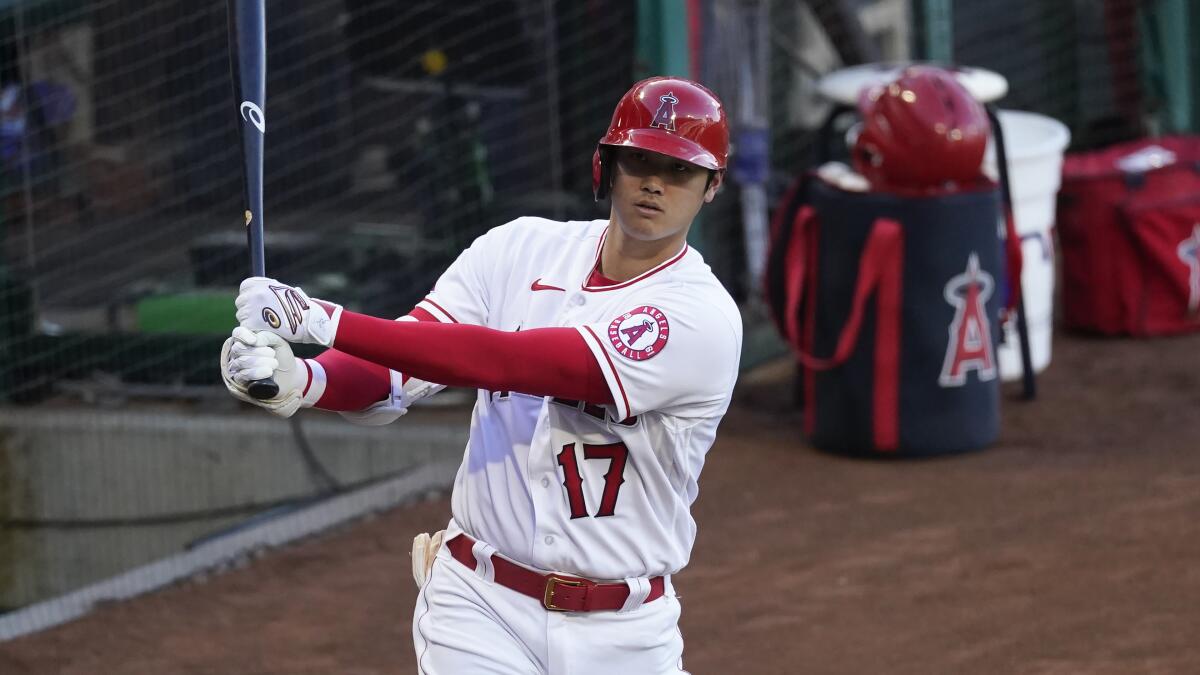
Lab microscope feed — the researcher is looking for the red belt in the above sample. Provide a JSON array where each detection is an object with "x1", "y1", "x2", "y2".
[{"x1": 446, "y1": 534, "x2": 665, "y2": 612}]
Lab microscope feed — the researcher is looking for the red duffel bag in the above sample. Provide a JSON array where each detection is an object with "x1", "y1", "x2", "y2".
[{"x1": 1057, "y1": 136, "x2": 1200, "y2": 336}]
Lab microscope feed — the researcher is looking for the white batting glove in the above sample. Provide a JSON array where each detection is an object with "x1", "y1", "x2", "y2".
[
  {"x1": 220, "y1": 327, "x2": 314, "y2": 418},
  {"x1": 411, "y1": 529, "x2": 446, "y2": 589},
  {"x1": 817, "y1": 161, "x2": 871, "y2": 192},
  {"x1": 235, "y1": 277, "x2": 343, "y2": 346}
]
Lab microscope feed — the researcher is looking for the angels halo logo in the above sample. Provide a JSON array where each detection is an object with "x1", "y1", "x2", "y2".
[
  {"x1": 650, "y1": 92, "x2": 678, "y2": 131},
  {"x1": 608, "y1": 305, "x2": 669, "y2": 361}
]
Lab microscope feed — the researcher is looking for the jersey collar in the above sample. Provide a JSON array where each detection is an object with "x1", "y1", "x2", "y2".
[{"x1": 582, "y1": 227, "x2": 689, "y2": 293}]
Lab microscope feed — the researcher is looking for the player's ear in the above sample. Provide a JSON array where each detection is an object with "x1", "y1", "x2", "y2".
[{"x1": 703, "y1": 170, "x2": 724, "y2": 203}]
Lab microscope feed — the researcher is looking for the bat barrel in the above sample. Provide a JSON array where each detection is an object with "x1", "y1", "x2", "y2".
[
  {"x1": 230, "y1": 0, "x2": 267, "y2": 277},
  {"x1": 229, "y1": 0, "x2": 278, "y2": 400}
]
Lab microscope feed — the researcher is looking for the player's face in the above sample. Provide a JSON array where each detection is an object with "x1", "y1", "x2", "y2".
[{"x1": 610, "y1": 148, "x2": 722, "y2": 243}]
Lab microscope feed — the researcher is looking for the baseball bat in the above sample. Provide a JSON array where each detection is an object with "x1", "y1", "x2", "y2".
[
  {"x1": 986, "y1": 105, "x2": 1036, "y2": 401},
  {"x1": 227, "y1": 0, "x2": 278, "y2": 400}
]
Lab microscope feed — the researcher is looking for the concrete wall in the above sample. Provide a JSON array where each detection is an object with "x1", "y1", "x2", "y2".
[{"x1": 0, "y1": 405, "x2": 468, "y2": 609}]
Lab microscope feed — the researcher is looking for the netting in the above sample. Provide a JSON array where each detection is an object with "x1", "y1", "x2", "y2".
[
  {"x1": 3, "y1": 0, "x2": 1186, "y2": 407},
  {"x1": 0, "y1": 0, "x2": 1194, "y2": 615},
  {"x1": 0, "y1": 0, "x2": 634, "y2": 406},
  {"x1": 0, "y1": 0, "x2": 637, "y2": 613}
]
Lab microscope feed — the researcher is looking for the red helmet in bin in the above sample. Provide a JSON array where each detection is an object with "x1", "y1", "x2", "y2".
[
  {"x1": 593, "y1": 76, "x2": 729, "y2": 200},
  {"x1": 853, "y1": 66, "x2": 990, "y2": 194}
]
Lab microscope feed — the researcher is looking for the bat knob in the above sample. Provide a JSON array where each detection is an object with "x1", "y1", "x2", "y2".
[{"x1": 248, "y1": 377, "x2": 280, "y2": 400}]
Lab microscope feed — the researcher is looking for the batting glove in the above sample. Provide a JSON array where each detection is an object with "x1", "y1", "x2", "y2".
[
  {"x1": 220, "y1": 327, "x2": 312, "y2": 418},
  {"x1": 411, "y1": 529, "x2": 446, "y2": 589},
  {"x1": 235, "y1": 277, "x2": 343, "y2": 346}
]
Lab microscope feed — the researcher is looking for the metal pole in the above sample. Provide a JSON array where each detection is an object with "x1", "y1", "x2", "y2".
[
  {"x1": 1156, "y1": 0, "x2": 1193, "y2": 132},
  {"x1": 923, "y1": 0, "x2": 954, "y2": 63},
  {"x1": 542, "y1": 0, "x2": 564, "y2": 217},
  {"x1": 13, "y1": 3, "x2": 41, "y2": 310},
  {"x1": 737, "y1": 0, "x2": 771, "y2": 292}
]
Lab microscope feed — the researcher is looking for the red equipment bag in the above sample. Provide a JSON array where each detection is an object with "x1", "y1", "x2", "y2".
[{"x1": 1057, "y1": 136, "x2": 1200, "y2": 336}]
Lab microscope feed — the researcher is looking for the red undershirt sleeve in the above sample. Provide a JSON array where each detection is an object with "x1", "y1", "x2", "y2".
[
  {"x1": 310, "y1": 306, "x2": 440, "y2": 411},
  {"x1": 310, "y1": 349, "x2": 391, "y2": 411},
  {"x1": 329, "y1": 310, "x2": 614, "y2": 405}
]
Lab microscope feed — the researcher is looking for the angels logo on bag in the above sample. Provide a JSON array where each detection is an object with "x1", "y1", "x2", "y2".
[
  {"x1": 1178, "y1": 224, "x2": 1200, "y2": 314},
  {"x1": 939, "y1": 253, "x2": 997, "y2": 387}
]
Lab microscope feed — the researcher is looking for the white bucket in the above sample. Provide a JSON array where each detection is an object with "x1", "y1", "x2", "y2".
[{"x1": 982, "y1": 110, "x2": 1071, "y2": 381}]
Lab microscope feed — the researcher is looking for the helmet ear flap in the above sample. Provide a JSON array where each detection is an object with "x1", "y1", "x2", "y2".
[{"x1": 592, "y1": 146, "x2": 614, "y2": 202}]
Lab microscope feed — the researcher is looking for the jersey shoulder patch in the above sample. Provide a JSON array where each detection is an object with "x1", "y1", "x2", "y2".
[{"x1": 607, "y1": 305, "x2": 669, "y2": 361}]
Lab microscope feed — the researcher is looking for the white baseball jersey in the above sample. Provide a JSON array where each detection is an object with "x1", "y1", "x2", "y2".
[{"x1": 415, "y1": 217, "x2": 742, "y2": 581}]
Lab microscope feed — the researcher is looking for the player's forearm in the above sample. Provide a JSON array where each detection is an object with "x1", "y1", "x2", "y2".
[
  {"x1": 332, "y1": 311, "x2": 614, "y2": 405},
  {"x1": 310, "y1": 349, "x2": 391, "y2": 411},
  {"x1": 310, "y1": 308, "x2": 443, "y2": 411}
]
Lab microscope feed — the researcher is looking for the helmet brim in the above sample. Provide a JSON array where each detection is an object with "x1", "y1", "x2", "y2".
[{"x1": 599, "y1": 128, "x2": 723, "y2": 171}]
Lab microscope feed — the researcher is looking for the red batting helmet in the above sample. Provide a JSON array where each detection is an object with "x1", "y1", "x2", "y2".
[
  {"x1": 592, "y1": 76, "x2": 729, "y2": 201},
  {"x1": 853, "y1": 66, "x2": 990, "y2": 194}
]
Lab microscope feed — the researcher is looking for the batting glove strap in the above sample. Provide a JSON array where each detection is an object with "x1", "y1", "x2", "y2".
[
  {"x1": 300, "y1": 359, "x2": 326, "y2": 408},
  {"x1": 337, "y1": 368, "x2": 409, "y2": 426}
]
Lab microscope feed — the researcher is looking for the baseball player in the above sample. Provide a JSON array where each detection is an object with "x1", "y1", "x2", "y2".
[{"x1": 221, "y1": 76, "x2": 741, "y2": 674}]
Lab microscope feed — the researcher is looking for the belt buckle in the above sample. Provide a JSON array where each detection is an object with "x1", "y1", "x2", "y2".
[{"x1": 543, "y1": 574, "x2": 585, "y2": 612}]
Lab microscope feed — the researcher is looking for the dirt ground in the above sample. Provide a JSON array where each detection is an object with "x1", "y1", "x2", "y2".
[{"x1": 1, "y1": 329, "x2": 1198, "y2": 675}]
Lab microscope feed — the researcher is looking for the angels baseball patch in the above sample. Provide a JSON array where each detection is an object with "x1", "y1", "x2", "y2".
[{"x1": 608, "y1": 305, "x2": 669, "y2": 361}]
